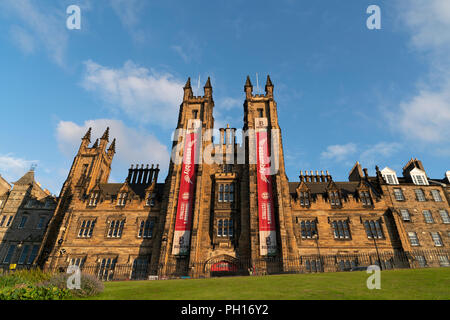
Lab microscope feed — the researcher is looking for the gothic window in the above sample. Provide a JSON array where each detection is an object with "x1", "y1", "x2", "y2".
[
  {"x1": 329, "y1": 191, "x2": 341, "y2": 206},
  {"x1": 331, "y1": 220, "x2": 351, "y2": 239},
  {"x1": 415, "y1": 189, "x2": 426, "y2": 202},
  {"x1": 3, "y1": 245, "x2": 16, "y2": 263},
  {"x1": 138, "y1": 219, "x2": 154, "y2": 238},
  {"x1": 18, "y1": 245, "x2": 30, "y2": 264},
  {"x1": 77, "y1": 219, "x2": 96, "y2": 238},
  {"x1": 18, "y1": 215, "x2": 28, "y2": 229},
  {"x1": 97, "y1": 257, "x2": 117, "y2": 281},
  {"x1": 192, "y1": 110, "x2": 198, "y2": 119},
  {"x1": 439, "y1": 210, "x2": 450, "y2": 224},
  {"x1": 393, "y1": 188, "x2": 405, "y2": 201},
  {"x1": 27, "y1": 245, "x2": 39, "y2": 264},
  {"x1": 0, "y1": 215, "x2": 6, "y2": 227},
  {"x1": 217, "y1": 218, "x2": 233, "y2": 238},
  {"x1": 423, "y1": 210, "x2": 434, "y2": 223},
  {"x1": 257, "y1": 108, "x2": 264, "y2": 117},
  {"x1": 359, "y1": 191, "x2": 372, "y2": 206},
  {"x1": 416, "y1": 255, "x2": 427, "y2": 267},
  {"x1": 363, "y1": 220, "x2": 384, "y2": 239},
  {"x1": 299, "y1": 220, "x2": 317, "y2": 239},
  {"x1": 69, "y1": 257, "x2": 86, "y2": 268},
  {"x1": 117, "y1": 192, "x2": 128, "y2": 206},
  {"x1": 6, "y1": 216, "x2": 13, "y2": 227},
  {"x1": 400, "y1": 209, "x2": 411, "y2": 222},
  {"x1": 408, "y1": 232, "x2": 420, "y2": 246},
  {"x1": 439, "y1": 256, "x2": 450, "y2": 267},
  {"x1": 107, "y1": 219, "x2": 125, "y2": 238},
  {"x1": 299, "y1": 192, "x2": 310, "y2": 207},
  {"x1": 88, "y1": 192, "x2": 99, "y2": 206},
  {"x1": 36, "y1": 216, "x2": 46, "y2": 229},
  {"x1": 431, "y1": 190, "x2": 442, "y2": 202},
  {"x1": 430, "y1": 232, "x2": 443, "y2": 247}
]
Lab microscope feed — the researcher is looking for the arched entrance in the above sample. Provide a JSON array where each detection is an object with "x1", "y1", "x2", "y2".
[{"x1": 205, "y1": 255, "x2": 240, "y2": 277}]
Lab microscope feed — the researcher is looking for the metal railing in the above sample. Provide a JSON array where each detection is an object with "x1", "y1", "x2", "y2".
[{"x1": 45, "y1": 249, "x2": 449, "y2": 281}]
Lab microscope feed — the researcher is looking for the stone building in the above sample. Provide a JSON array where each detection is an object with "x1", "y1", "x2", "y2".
[
  {"x1": 37, "y1": 76, "x2": 450, "y2": 278},
  {"x1": 0, "y1": 170, "x2": 56, "y2": 269}
]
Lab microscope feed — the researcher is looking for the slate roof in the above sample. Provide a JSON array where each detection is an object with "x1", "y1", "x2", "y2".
[{"x1": 98, "y1": 182, "x2": 165, "y2": 199}]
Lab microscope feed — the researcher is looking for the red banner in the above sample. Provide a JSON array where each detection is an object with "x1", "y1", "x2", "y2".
[
  {"x1": 256, "y1": 121, "x2": 277, "y2": 256},
  {"x1": 172, "y1": 130, "x2": 198, "y2": 256}
]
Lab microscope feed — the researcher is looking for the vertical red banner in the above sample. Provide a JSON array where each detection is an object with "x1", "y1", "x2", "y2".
[
  {"x1": 255, "y1": 119, "x2": 277, "y2": 256},
  {"x1": 172, "y1": 130, "x2": 198, "y2": 256}
]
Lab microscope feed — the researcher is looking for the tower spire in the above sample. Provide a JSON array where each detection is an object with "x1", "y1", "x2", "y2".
[
  {"x1": 82, "y1": 127, "x2": 92, "y2": 142},
  {"x1": 265, "y1": 75, "x2": 274, "y2": 97},
  {"x1": 183, "y1": 77, "x2": 193, "y2": 100},
  {"x1": 244, "y1": 75, "x2": 253, "y2": 99},
  {"x1": 204, "y1": 76, "x2": 212, "y2": 97},
  {"x1": 101, "y1": 127, "x2": 110, "y2": 142},
  {"x1": 108, "y1": 138, "x2": 116, "y2": 155}
]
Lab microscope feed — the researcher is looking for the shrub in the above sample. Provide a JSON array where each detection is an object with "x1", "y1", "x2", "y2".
[
  {"x1": 0, "y1": 284, "x2": 71, "y2": 300},
  {"x1": 45, "y1": 273, "x2": 104, "y2": 298}
]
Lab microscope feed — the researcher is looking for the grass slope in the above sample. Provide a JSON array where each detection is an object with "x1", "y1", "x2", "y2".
[{"x1": 81, "y1": 268, "x2": 450, "y2": 300}]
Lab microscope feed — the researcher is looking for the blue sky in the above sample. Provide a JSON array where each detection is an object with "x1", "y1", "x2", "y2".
[{"x1": 0, "y1": 0, "x2": 449, "y2": 194}]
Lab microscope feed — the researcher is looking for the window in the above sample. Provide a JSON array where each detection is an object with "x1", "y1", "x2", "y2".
[
  {"x1": 192, "y1": 110, "x2": 198, "y2": 119},
  {"x1": 408, "y1": 232, "x2": 420, "y2": 246},
  {"x1": 415, "y1": 189, "x2": 426, "y2": 202},
  {"x1": 223, "y1": 164, "x2": 233, "y2": 173},
  {"x1": 331, "y1": 220, "x2": 351, "y2": 239},
  {"x1": 439, "y1": 210, "x2": 450, "y2": 224},
  {"x1": 305, "y1": 259, "x2": 322, "y2": 273},
  {"x1": 107, "y1": 219, "x2": 125, "y2": 238},
  {"x1": 423, "y1": 210, "x2": 434, "y2": 223},
  {"x1": 146, "y1": 193, "x2": 156, "y2": 207},
  {"x1": 0, "y1": 215, "x2": 6, "y2": 227},
  {"x1": 359, "y1": 191, "x2": 372, "y2": 206},
  {"x1": 385, "y1": 174, "x2": 398, "y2": 184},
  {"x1": 299, "y1": 192, "x2": 310, "y2": 207},
  {"x1": 400, "y1": 209, "x2": 411, "y2": 222},
  {"x1": 218, "y1": 183, "x2": 234, "y2": 203},
  {"x1": 18, "y1": 216, "x2": 28, "y2": 229},
  {"x1": 431, "y1": 232, "x2": 443, "y2": 247},
  {"x1": 36, "y1": 217, "x2": 46, "y2": 229},
  {"x1": 416, "y1": 256, "x2": 427, "y2": 268},
  {"x1": 3, "y1": 245, "x2": 16, "y2": 263},
  {"x1": 439, "y1": 256, "x2": 450, "y2": 267},
  {"x1": 364, "y1": 220, "x2": 384, "y2": 239},
  {"x1": 217, "y1": 218, "x2": 233, "y2": 238},
  {"x1": 117, "y1": 193, "x2": 127, "y2": 206},
  {"x1": 257, "y1": 108, "x2": 264, "y2": 117},
  {"x1": 6, "y1": 216, "x2": 13, "y2": 227},
  {"x1": 88, "y1": 192, "x2": 99, "y2": 206},
  {"x1": 430, "y1": 190, "x2": 442, "y2": 202},
  {"x1": 70, "y1": 257, "x2": 86, "y2": 268},
  {"x1": 27, "y1": 245, "x2": 39, "y2": 264},
  {"x1": 18, "y1": 245, "x2": 30, "y2": 264},
  {"x1": 97, "y1": 258, "x2": 117, "y2": 281},
  {"x1": 393, "y1": 188, "x2": 405, "y2": 201},
  {"x1": 412, "y1": 174, "x2": 428, "y2": 185},
  {"x1": 300, "y1": 220, "x2": 317, "y2": 239},
  {"x1": 138, "y1": 219, "x2": 154, "y2": 238},
  {"x1": 329, "y1": 191, "x2": 341, "y2": 206},
  {"x1": 77, "y1": 219, "x2": 96, "y2": 238}
]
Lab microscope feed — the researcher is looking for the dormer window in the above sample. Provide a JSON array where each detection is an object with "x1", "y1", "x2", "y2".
[
  {"x1": 410, "y1": 168, "x2": 428, "y2": 185},
  {"x1": 329, "y1": 191, "x2": 341, "y2": 206},
  {"x1": 146, "y1": 193, "x2": 156, "y2": 207},
  {"x1": 117, "y1": 192, "x2": 127, "y2": 206},
  {"x1": 89, "y1": 192, "x2": 99, "y2": 206},
  {"x1": 359, "y1": 191, "x2": 372, "y2": 206},
  {"x1": 381, "y1": 167, "x2": 399, "y2": 185},
  {"x1": 299, "y1": 192, "x2": 310, "y2": 207},
  {"x1": 446, "y1": 171, "x2": 450, "y2": 183}
]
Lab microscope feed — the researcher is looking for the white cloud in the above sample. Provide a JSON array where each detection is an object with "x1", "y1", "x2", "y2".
[
  {"x1": 360, "y1": 142, "x2": 402, "y2": 167},
  {"x1": 56, "y1": 119, "x2": 170, "y2": 170},
  {"x1": 0, "y1": 154, "x2": 38, "y2": 182},
  {"x1": 400, "y1": 0, "x2": 450, "y2": 50},
  {"x1": 0, "y1": 0, "x2": 69, "y2": 66},
  {"x1": 393, "y1": 0, "x2": 450, "y2": 144},
  {"x1": 320, "y1": 143, "x2": 357, "y2": 162},
  {"x1": 81, "y1": 60, "x2": 184, "y2": 127}
]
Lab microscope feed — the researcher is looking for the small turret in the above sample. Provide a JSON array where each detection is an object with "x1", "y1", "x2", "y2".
[
  {"x1": 244, "y1": 75, "x2": 253, "y2": 99},
  {"x1": 183, "y1": 77, "x2": 193, "y2": 101},
  {"x1": 265, "y1": 75, "x2": 274, "y2": 97},
  {"x1": 204, "y1": 76, "x2": 212, "y2": 98}
]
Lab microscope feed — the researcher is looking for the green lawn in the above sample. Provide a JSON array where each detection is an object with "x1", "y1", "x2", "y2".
[{"x1": 80, "y1": 268, "x2": 450, "y2": 300}]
